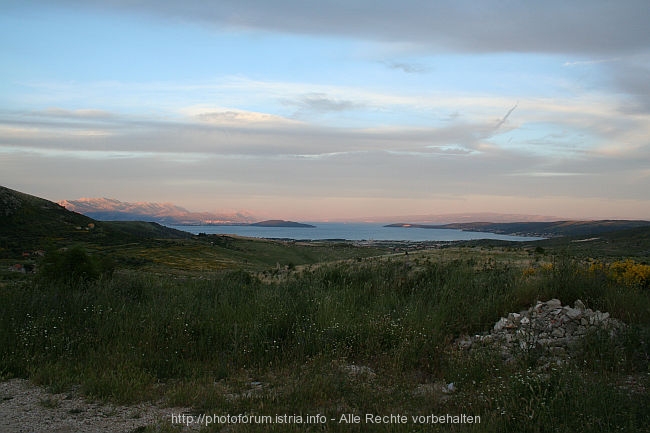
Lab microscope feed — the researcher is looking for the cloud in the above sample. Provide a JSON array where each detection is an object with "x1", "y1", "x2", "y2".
[
  {"x1": 2, "y1": 74, "x2": 649, "y2": 218},
  {"x1": 185, "y1": 106, "x2": 300, "y2": 126},
  {"x1": 39, "y1": 107, "x2": 114, "y2": 119},
  {"x1": 0, "y1": 88, "x2": 640, "y2": 160},
  {"x1": 21, "y1": 0, "x2": 650, "y2": 55},
  {"x1": 563, "y1": 58, "x2": 621, "y2": 67},
  {"x1": 283, "y1": 93, "x2": 365, "y2": 116},
  {"x1": 0, "y1": 145, "x2": 208, "y2": 163},
  {"x1": 3, "y1": 104, "x2": 649, "y2": 218},
  {"x1": 507, "y1": 171, "x2": 586, "y2": 177},
  {"x1": 606, "y1": 59, "x2": 650, "y2": 113},
  {"x1": 383, "y1": 60, "x2": 430, "y2": 74},
  {"x1": 494, "y1": 103, "x2": 518, "y2": 130}
]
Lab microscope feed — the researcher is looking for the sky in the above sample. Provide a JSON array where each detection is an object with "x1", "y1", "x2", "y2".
[{"x1": 1, "y1": 0, "x2": 649, "y2": 221}]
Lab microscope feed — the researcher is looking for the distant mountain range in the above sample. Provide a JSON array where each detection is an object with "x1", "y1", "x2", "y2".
[{"x1": 58, "y1": 198, "x2": 257, "y2": 225}]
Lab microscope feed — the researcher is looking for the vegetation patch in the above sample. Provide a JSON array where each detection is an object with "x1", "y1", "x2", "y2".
[{"x1": 2, "y1": 247, "x2": 649, "y2": 432}]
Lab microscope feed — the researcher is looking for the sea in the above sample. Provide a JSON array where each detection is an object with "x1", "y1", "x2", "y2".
[{"x1": 166, "y1": 222, "x2": 544, "y2": 242}]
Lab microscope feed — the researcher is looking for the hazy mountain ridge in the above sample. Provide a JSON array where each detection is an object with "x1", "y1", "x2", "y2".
[{"x1": 59, "y1": 197, "x2": 256, "y2": 225}]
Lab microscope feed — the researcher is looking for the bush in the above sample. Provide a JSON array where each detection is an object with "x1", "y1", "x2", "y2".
[{"x1": 39, "y1": 246, "x2": 113, "y2": 284}]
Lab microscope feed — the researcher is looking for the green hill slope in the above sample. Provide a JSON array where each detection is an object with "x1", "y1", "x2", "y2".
[
  {"x1": 0, "y1": 186, "x2": 189, "y2": 257},
  {"x1": 1, "y1": 186, "x2": 98, "y2": 255}
]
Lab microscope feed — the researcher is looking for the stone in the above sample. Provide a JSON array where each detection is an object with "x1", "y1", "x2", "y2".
[
  {"x1": 520, "y1": 316, "x2": 530, "y2": 326},
  {"x1": 574, "y1": 299, "x2": 586, "y2": 311},
  {"x1": 457, "y1": 337, "x2": 473, "y2": 350},
  {"x1": 341, "y1": 364, "x2": 376, "y2": 380},
  {"x1": 565, "y1": 307, "x2": 582, "y2": 321},
  {"x1": 493, "y1": 317, "x2": 509, "y2": 332},
  {"x1": 551, "y1": 328, "x2": 565, "y2": 338},
  {"x1": 565, "y1": 322, "x2": 578, "y2": 336},
  {"x1": 546, "y1": 298, "x2": 562, "y2": 309}
]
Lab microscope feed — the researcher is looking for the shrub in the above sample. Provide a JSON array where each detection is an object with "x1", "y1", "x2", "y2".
[
  {"x1": 39, "y1": 246, "x2": 113, "y2": 284},
  {"x1": 608, "y1": 259, "x2": 650, "y2": 289}
]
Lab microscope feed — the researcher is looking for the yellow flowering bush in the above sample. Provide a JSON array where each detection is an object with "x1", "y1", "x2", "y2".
[
  {"x1": 608, "y1": 259, "x2": 650, "y2": 289},
  {"x1": 522, "y1": 258, "x2": 649, "y2": 289}
]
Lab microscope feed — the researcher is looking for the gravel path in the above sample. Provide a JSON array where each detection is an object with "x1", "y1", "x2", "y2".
[{"x1": 0, "y1": 379, "x2": 193, "y2": 433}]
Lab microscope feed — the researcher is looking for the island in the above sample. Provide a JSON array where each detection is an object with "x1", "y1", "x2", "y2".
[{"x1": 249, "y1": 220, "x2": 316, "y2": 228}]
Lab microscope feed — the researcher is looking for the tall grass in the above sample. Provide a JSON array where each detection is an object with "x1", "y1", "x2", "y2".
[{"x1": 1, "y1": 253, "x2": 648, "y2": 431}]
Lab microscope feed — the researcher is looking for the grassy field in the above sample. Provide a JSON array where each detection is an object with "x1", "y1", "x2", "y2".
[{"x1": 1, "y1": 241, "x2": 649, "y2": 432}]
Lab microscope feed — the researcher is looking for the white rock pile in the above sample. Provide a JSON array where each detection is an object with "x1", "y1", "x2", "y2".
[{"x1": 459, "y1": 299, "x2": 625, "y2": 364}]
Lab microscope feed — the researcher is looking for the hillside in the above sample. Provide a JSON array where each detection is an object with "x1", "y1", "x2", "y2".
[
  {"x1": 535, "y1": 225, "x2": 650, "y2": 258},
  {"x1": 0, "y1": 186, "x2": 189, "y2": 257},
  {"x1": 387, "y1": 220, "x2": 650, "y2": 238},
  {"x1": 1, "y1": 186, "x2": 98, "y2": 255}
]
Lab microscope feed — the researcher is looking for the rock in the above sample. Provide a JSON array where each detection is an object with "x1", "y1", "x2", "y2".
[
  {"x1": 494, "y1": 317, "x2": 509, "y2": 332},
  {"x1": 595, "y1": 311, "x2": 610, "y2": 322},
  {"x1": 546, "y1": 298, "x2": 562, "y2": 309},
  {"x1": 459, "y1": 298, "x2": 625, "y2": 366},
  {"x1": 341, "y1": 364, "x2": 376, "y2": 380},
  {"x1": 564, "y1": 307, "x2": 582, "y2": 320},
  {"x1": 457, "y1": 336, "x2": 473, "y2": 350},
  {"x1": 548, "y1": 346, "x2": 566, "y2": 356},
  {"x1": 443, "y1": 382, "x2": 456, "y2": 393},
  {"x1": 565, "y1": 322, "x2": 578, "y2": 335}
]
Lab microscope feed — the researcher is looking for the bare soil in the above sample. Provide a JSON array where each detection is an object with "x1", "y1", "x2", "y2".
[{"x1": 0, "y1": 379, "x2": 193, "y2": 433}]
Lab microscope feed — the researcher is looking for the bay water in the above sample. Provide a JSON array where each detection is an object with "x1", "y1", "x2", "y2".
[{"x1": 167, "y1": 222, "x2": 544, "y2": 242}]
